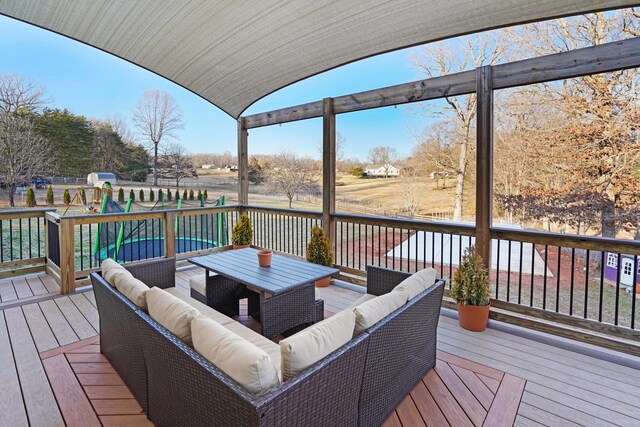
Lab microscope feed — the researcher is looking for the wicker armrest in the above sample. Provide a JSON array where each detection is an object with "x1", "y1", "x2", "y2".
[
  {"x1": 366, "y1": 265, "x2": 412, "y2": 296},
  {"x1": 125, "y1": 258, "x2": 176, "y2": 289}
]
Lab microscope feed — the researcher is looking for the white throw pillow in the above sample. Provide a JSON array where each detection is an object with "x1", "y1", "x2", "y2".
[
  {"x1": 101, "y1": 258, "x2": 128, "y2": 286},
  {"x1": 146, "y1": 287, "x2": 201, "y2": 346},
  {"x1": 192, "y1": 316, "x2": 280, "y2": 395},
  {"x1": 393, "y1": 268, "x2": 437, "y2": 301},
  {"x1": 280, "y1": 309, "x2": 356, "y2": 381},
  {"x1": 353, "y1": 290, "x2": 406, "y2": 334}
]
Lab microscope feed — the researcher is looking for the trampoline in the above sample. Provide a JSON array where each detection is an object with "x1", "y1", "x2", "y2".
[{"x1": 94, "y1": 194, "x2": 227, "y2": 263}]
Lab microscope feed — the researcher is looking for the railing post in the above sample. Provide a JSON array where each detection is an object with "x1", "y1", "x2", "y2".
[
  {"x1": 59, "y1": 217, "x2": 75, "y2": 294},
  {"x1": 164, "y1": 211, "x2": 176, "y2": 259},
  {"x1": 475, "y1": 65, "x2": 493, "y2": 266},
  {"x1": 322, "y1": 97, "x2": 336, "y2": 258},
  {"x1": 238, "y1": 117, "x2": 249, "y2": 205}
]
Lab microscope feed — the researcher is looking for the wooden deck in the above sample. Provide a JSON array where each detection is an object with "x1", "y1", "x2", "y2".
[
  {"x1": 0, "y1": 272, "x2": 60, "y2": 306},
  {"x1": 0, "y1": 268, "x2": 638, "y2": 426}
]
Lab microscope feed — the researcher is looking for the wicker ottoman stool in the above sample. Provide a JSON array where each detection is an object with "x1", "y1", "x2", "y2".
[{"x1": 189, "y1": 273, "x2": 246, "y2": 317}]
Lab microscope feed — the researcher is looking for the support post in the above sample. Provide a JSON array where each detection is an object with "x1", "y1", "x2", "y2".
[
  {"x1": 238, "y1": 117, "x2": 249, "y2": 205},
  {"x1": 322, "y1": 98, "x2": 336, "y2": 258},
  {"x1": 164, "y1": 211, "x2": 176, "y2": 259},
  {"x1": 475, "y1": 65, "x2": 493, "y2": 266},
  {"x1": 59, "y1": 218, "x2": 75, "y2": 294}
]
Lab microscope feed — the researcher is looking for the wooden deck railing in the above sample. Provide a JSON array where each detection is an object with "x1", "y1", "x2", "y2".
[{"x1": 2, "y1": 204, "x2": 638, "y2": 350}]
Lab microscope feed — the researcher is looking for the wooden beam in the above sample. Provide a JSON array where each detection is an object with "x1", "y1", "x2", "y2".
[
  {"x1": 238, "y1": 117, "x2": 249, "y2": 204},
  {"x1": 475, "y1": 65, "x2": 493, "y2": 266},
  {"x1": 242, "y1": 37, "x2": 640, "y2": 129},
  {"x1": 164, "y1": 211, "x2": 176, "y2": 259},
  {"x1": 322, "y1": 98, "x2": 337, "y2": 258},
  {"x1": 492, "y1": 36, "x2": 640, "y2": 90},
  {"x1": 59, "y1": 218, "x2": 76, "y2": 295}
]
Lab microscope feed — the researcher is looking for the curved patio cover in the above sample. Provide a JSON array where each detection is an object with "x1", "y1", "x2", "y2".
[{"x1": 0, "y1": 1, "x2": 634, "y2": 118}]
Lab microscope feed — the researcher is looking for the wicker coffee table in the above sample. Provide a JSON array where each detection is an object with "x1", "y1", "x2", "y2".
[{"x1": 189, "y1": 248, "x2": 338, "y2": 338}]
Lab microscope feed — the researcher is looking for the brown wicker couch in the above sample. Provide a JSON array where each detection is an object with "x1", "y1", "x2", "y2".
[{"x1": 91, "y1": 259, "x2": 444, "y2": 426}]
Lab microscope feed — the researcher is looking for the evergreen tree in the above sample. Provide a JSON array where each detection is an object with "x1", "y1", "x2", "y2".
[
  {"x1": 189, "y1": 189, "x2": 194, "y2": 200},
  {"x1": 158, "y1": 189, "x2": 164, "y2": 202},
  {"x1": 63, "y1": 189, "x2": 71, "y2": 205},
  {"x1": 139, "y1": 189, "x2": 145, "y2": 202},
  {"x1": 118, "y1": 188, "x2": 125, "y2": 203},
  {"x1": 175, "y1": 188, "x2": 180, "y2": 200},
  {"x1": 26, "y1": 188, "x2": 36, "y2": 207},
  {"x1": 46, "y1": 186, "x2": 54, "y2": 206},
  {"x1": 203, "y1": 189, "x2": 208, "y2": 200},
  {"x1": 80, "y1": 189, "x2": 87, "y2": 205},
  {"x1": 197, "y1": 189, "x2": 202, "y2": 201},
  {"x1": 149, "y1": 189, "x2": 155, "y2": 202},
  {"x1": 129, "y1": 189, "x2": 135, "y2": 201},
  {"x1": 167, "y1": 188, "x2": 172, "y2": 201},
  {"x1": 182, "y1": 189, "x2": 187, "y2": 200}
]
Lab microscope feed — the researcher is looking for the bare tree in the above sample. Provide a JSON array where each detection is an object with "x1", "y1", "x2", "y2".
[
  {"x1": 133, "y1": 89, "x2": 184, "y2": 186},
  {"x1": 410, "y1": 32, "x2": 506, "y2": 221},
  {"x1": 0, "y1": 73, "x2": 48, "y2": 114},
  {"x1": 0, "y1": 112, "x2": 51, "y2": 206},
  {"x1": 401, "y1": 171, "x2": 418, "y2": 218},
  {"x1": 160, "y1": 143, "x2": 195, "y2": 187},
  {"x1": 367, "y1": 146, "x2": 398, "y2": 178},
  {"x1": 266, "y1": 151, "x2": 320, "y2": 208},
  {"x1": 105, "y1": 112, "x2": 134, "y2": 144},
  {"x1": 412, "y1": 122, "x2": 457, "y2": 189}
]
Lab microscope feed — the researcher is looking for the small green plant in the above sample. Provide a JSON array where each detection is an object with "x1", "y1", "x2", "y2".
[
  {"x1": 26, "y1": 188, "x2": 36, "y2": 207},
  {"x1": 63, "y1": 189, "x2": 71, "y2": 205},
  {"x1": 231, "y1": 213, "x2": 253, "y2": 246},
  {"x1": 118, "y1": 188, "x2": 125, "y2": 203},
  {"x1": 351, "y1": 167, "x2": 364, "y2": 178},
  {"x1": 203, "y1": 189, "x2": 208, "y2": 200},
  {"x1": 197, "y1": 189, "x2": 202, "y2": 201},
  {"x1": 189, "y1": 189, "x2": 194, "y2": 200},
  {"x1": 175, "y1": 188, "x2": 180, "y2": 200},
  {"x1": 149, "y1": 189, "x2": 155, "y2": 202},
  {"x1": 182, "y1": 189, "x2": 187, "y2": 200},
  {"x1": 139, "y1": 189, "x2": 145, "y2": 202},
  {"x1": 450, "y1": 246, "x2": 490, "y2": 306},
  {"x1": 46, "y1": 186, "x2": 54, "y2": 206},
  {"x1": 80, "y1": 189, "x2": 87, "y2": 205},
  {"x1": 167, "y1": 188, "x2": 173, "y2": 201},
  {"x1": 158, "y1": 189, "x2": 164, "y2": 201},
  {"x1": 129, "y1": 189, "x2": 135, "y2": 201},
  {"x1": 306, "y1": 226, "x2": 333, "y2": 266}
]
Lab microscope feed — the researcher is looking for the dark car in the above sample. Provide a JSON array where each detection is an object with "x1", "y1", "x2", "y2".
[{"x1": 32, "y1": 177, "x2": 46, "y2": 188}]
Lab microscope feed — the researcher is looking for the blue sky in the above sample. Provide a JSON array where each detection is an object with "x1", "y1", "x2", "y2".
[{"x1": 0, "y1": 15, "x2": 431, "y2": 160}]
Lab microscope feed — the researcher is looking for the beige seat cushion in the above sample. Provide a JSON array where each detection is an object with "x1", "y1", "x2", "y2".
[
  {"x1": 353, "y1": 290, "x2": 406, "y2": 334},
  {"x1": 146, "y1": 287, "x2": 201, "y2": 346},
  {"x1": 164, "y1": 287, "x2": 235, "y2": 326},
  {"x1": 189, "y1": 274, "x2": 206, "y2": 296},
  {"x1": 280, "y1": 309, "x2": 356, "y2": 381},
  {"x1": 192, "y1": 316, "x2": 280, "y2": 396},
  {"x1": 346, "y1": 293, "x2": 377, "y2": 310},
  {"x1": 224, "y1": 322, "x2": 282, "y2": 381},
  {"x1": 393, "y1": 268, "x2": 437, "y2": 301}
]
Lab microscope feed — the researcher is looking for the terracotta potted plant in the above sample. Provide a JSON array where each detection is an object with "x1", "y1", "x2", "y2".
[
  {"x1": 450, "y1": 245, "x2": 490, "y2": 332},
  {"x1": 232, "y1": 213, "x2": 253, "y2": 249},
  {"x1": 257, "y1": 250, "x2": 272, "y2": 267},
  {"x1": 306, "y1": 226, "x2": 333, "y2": 287}
]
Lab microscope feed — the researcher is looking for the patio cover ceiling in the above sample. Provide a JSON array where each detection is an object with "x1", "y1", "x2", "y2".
[{"x1": 0, "y1": 1, "x2": 635, "y2": 118}]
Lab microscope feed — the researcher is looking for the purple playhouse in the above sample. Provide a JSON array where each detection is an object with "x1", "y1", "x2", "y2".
[{"x1": 604, "y1": 252, "x2": 638, "y2": 292}]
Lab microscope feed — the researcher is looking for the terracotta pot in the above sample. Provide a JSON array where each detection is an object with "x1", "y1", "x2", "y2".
[
  {"x1": 636, "y1": 284, "x2": 640, "y2": 294},
  {"x1": 456, "y1": 303, "x2": 490, "y2": 332},
  {"x1": 257, "y1": 250, "x2": 272, "y2": 267},
  {"x1": 315, "y1": 276, "x2": 331, "y2": 288},
  {"x1": 233, "y1": 244, "x2": 250, "y2": 250}
]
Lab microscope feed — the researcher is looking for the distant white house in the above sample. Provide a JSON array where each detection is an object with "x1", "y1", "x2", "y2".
[
  {"x1": 364, "y1": 164, "x2": 400, "y2": 177},
  {"x1": 201, "y1": 164, "x2": 214, "y2": 169},
  {"x1": 87, "y1": 172, "x2": 117, "y2": 186}
]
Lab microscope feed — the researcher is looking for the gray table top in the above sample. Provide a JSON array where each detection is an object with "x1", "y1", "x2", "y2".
[{"x1": 188, "y1": 248, "x2": 339, "y2": 295}]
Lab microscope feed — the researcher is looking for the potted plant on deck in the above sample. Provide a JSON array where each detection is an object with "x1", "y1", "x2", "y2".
[
  {"x1": 232, "y1": 213, "x2": 253, "y2": 249},
  {"x1": 306, "y1": 226, "x2": 333, "y2": 287},
  {"x1": 450, "y1": 245, "x2": 491, "y2": 332}
]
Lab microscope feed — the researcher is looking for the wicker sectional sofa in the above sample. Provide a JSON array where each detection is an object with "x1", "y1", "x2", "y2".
[{"x1": 91, "y1": 258, "x2": 445, "y2": 426}]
